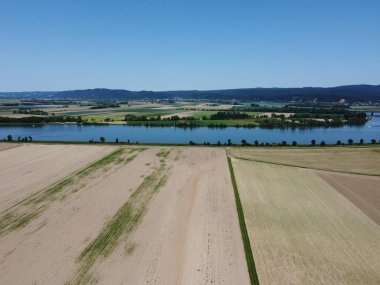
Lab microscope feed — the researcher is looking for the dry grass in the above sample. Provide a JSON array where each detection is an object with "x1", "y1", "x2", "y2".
[
  {"x1": 229, "y1": 146, "x2": 380, "y2": 175},
  {"x1": 233, "y1": 158, "x2": 380, "y2": 284}
]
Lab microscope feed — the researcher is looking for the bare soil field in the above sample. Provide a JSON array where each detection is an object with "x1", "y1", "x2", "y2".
[
  {"x1": 0, "y1": 146, "x2": 248, "y2": 285},
  {"x1": 0, "y1": 143, "x2": 20, "y2": 152},
  {"x1": 232, "y1": 158, "x2": 380, "y2": 284},
  {"x1": 0, "y1": 144, "x2": 115, "y2": 212},
  {"x1": 316, "y1": 171, "x2": 380, "y2": 225},
  {"x1": 229, "y1": 146, "x2": 380, "y2": 175}
]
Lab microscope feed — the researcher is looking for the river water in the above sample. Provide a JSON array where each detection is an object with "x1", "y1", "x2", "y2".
[{"x1": 1, "y1": 113, "x2": 379, "y2": 145}]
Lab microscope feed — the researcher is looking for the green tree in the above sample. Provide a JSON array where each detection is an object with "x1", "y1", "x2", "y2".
[
  {"x1": 311, "y1": 139, "x2": 316, "y2": 146},
  {"x1": 320, "y1": 141, "x2": 326, "y2": 146},
  {"x1": 292, "y1": 141, "x2": 297, "y2": 146},
  {"x1": 7, "y1": 134, "x2": 12, "y2": 141},
  {"x1": 348, "y1": 138, "x2": 353, "y2": 145},
  {"x1": 359, "y1": 138, "x2": 364, "y2": 145},
  {"x1": 100, "y1": 137, "x2": 105, "y2": 143}
]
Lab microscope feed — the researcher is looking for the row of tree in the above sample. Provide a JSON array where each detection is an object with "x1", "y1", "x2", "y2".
[
  {"x1": 0, "y1": 116, "x2": 83, "y2": 124},
  {"x1": 190, "y1": 138, "x2": 379, "y2": 146},
  {"x1": 3, "y1": 135, "x2": 32, "y2": 142}
]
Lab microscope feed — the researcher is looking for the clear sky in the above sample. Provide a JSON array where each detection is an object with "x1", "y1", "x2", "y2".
[{"x1": 0, "y1": 0, "x2": 379, "y2": 91}]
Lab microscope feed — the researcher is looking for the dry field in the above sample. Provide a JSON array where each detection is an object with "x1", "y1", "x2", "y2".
[
  {"x1": 229, "y1": 146, "x2": 380, "y2": 175},
  {"x1": 232, "y1": 158, "x2": 380, "y2": 284},
  {"x1": 0, "y1": 144, "x2": 115, "y2": 212},
  {"x1": 316, "y1": 171, "x2": 380, "y2": 225},
  {"x1": 0, "y1": 143, "x2": 20, "y2": 152},
  {"x1": 0, "y1": 144, "x2": 248, "y2": 285}
]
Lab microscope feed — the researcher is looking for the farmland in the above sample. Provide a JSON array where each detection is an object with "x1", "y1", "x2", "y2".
[
  {"x1": 229, "y1": 146, "x2": 380, "y2": 175},
  {"x1": 230, "y1": 148, "x2": 380, "y2": 284},
  {"x1": 1, "y1": 98, "x2": 371, "y2": 129},
  {"x1": 1, "y1": 142, "x2": 379, "y2": 284},
  {"x1": 0, "y1": 144, "x2": 248, "y2": 284}
]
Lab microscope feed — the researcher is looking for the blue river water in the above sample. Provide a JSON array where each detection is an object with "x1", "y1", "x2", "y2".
[{"x1": 1, "y1": 113, "x2": 379, "y2": 145}]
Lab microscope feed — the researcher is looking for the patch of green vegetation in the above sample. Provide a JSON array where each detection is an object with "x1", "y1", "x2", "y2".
[
  {"x1": 71, "y1": 155, "x2": 168, "y2": 285},
  {"x1": 350, "y1": 105, "x2": 380, "y2": 112},
  {"x1": 0, "y1": 206, "x2": 44, "y2": 234},
  {"x1": 156, "y1": 149, "x2": 171, "y2": 158},
  {"x1": 124, "y1": 242, "x2": 137, "y2": 255},
  {"x1": 127, "y1": 147, "x2": 148, "y2": 153},
  {"x1": 227, "y1": 156, "x2": 260, "y2": 285},
  {"x1": 76, "y1": 148, "x2": 125, "y2": 178},
  {"x1": 27, "y1": 177, "x2": 75, "y2": 204},
  {"x1": 192, "y1": 110, "x2": 218, "y2": 119}
]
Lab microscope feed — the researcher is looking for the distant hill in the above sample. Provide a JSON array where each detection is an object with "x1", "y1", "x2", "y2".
[{"x1": 1, "y1": 85, "x2": 380, "y2": 103}]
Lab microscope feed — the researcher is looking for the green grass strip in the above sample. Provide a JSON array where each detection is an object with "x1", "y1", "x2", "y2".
[{"x1": 227, "y1": 156, "x2": 260, "y2": 285}]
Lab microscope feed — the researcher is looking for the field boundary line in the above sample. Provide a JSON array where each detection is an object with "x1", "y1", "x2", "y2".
[
  {"x1": 227, "y1": 155, "x2": 260, "y2": 285},
  {"x1": 230, "y1": 155, "x2": 380, "y2": 177}
]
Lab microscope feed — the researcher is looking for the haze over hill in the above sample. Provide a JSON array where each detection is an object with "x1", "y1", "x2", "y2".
[{"x1": 1, "y1": 84, "x2": 380, "y2": 103}]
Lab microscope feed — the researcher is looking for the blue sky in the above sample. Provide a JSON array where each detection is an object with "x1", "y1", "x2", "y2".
[{"x1": 0, "y1": 0, "x2": 379, "y2": 91}]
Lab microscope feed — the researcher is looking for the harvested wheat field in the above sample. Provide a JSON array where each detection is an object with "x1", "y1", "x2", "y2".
[
  {"x1": 229, "y1": 146, "x2": 380, "y2": 175},
  {"x1": 0, "y1": 144, "x2": 115, "y2": 212},
  {"x1": 0, "y1": 145, "x2": 248, "y2": 285},
  {"x1": 232, "y1": 158, "x2": 380, "y2": 284}
]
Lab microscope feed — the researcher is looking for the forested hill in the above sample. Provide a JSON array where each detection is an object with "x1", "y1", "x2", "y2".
[{"x1": 1, "y1": 85, "x2": 380, "y2": 103}]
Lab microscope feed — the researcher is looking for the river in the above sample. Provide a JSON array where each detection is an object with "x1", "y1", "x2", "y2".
[{"x1": 1, "y1": 113, "x2": 379, "y2": 145}]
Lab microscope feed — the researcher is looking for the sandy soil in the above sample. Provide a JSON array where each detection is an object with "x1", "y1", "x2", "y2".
[
  {"x1": 91, "y1": 148, "x2": 249, "y2": 285},
  {"x1": 0, "y1": 143, "x2": 20, "y2": 152},
  {"x1": 233, "y1": 158, "x2": 380, "y2": 284},
  {"x1": 0, "y1": 144, "x2": 115, "y2": 212},
  {"x1": 0, "y1": 147, "x2": 152, "y2": 284},
  {"x1": 229, "y1": 146, "x2": 380, "y2": 175},
  {"x1": 316, "y1": 171, "x2": 380, "y2": 225},
  {"x1": 0, "y1": 146, "x2": 249, "y2": 285}
]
